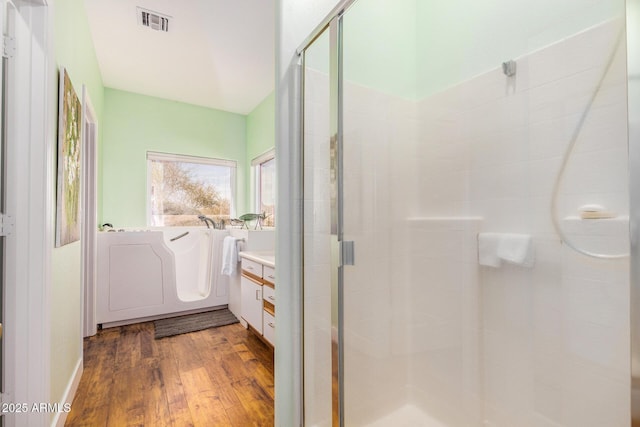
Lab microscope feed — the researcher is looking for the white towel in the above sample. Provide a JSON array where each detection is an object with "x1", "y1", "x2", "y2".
[
  {"x1": 478, "y1": 233, "x2": 502, "y2": 267},
  {"x1": 221, "y1": 236, "x2": 240, "y2": 276},
  {"x1": 497, "y1": 233, "x2": 535, "y2": 267}
]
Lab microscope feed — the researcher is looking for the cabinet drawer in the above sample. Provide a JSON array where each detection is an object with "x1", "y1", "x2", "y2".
[
  {"x1": 262, "y1": 285, "x2": 275, "y2": 306},
  {"x1": 241, "y1": 258, "x2": 263, "y2": 277},
  {"x1": 263, "y1": 311, "x2": 275, "y2": 346},
  {"x1": 263, "y1": 266, "x2": 276, "y2": 284}
]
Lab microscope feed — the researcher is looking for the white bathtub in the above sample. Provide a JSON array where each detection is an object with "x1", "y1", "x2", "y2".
[{"x1": 96, "y1": 227, "x2": 230, "y2": 327}]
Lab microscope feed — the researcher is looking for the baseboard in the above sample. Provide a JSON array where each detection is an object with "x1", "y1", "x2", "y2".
[{"x1": 51, "y1": 358, "x2": 83, "y2": 427}]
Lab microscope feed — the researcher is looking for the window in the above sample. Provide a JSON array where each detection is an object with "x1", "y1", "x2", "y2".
[
  {"x1": 147, "y1": 152, "x2": 236, "y2": 226},
  {"x1": 252, "y1": 149, "x2": 276, "y2": 227}
]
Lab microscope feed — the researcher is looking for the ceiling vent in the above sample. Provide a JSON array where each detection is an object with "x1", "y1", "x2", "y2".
[{"x1": 137, "y1": 7, "x2": 170, "y2": 32}]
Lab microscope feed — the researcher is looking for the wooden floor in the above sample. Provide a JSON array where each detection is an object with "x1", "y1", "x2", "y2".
[{"x1": 65, "y1": 321, "x2": 274, "y2": 427}]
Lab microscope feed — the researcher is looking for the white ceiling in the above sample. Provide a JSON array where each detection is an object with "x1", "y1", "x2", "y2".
[{"x1": 84, "y1": 0, "x2": 275, "y2": 115}]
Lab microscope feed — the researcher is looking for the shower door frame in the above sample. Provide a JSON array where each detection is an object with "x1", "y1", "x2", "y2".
[
  {"x1": 297, "y1": 1, "x2": 356, "y2": 425},
  {"x1": 297, "y1": 0, "x2": 640, "y2": 426}
]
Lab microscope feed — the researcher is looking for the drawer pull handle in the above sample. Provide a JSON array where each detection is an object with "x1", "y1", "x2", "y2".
[
  {"x1": 267, "y1": 275, "x2": 275, "y2": 280},
  {"x1": 246, "y1": 266, "x2": 254, "y2": 270},
  {"x1": 268, "y1": 322, "x2": 275, "y2": 328},
  {"x1": 267, "y1": 296, "x2": 275, "y2": 302}
]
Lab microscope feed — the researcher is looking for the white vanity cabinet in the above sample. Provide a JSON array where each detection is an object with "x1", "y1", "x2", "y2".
[{"x1": 239, "y1": 253, "x2": 276, "y2": 347}]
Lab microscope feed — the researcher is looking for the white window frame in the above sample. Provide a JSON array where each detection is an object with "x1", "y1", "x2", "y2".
[
  {"x1": 252, "y1": 148, "x2": 276, "y2": 222},
  {"x1": 146, "y1": 151, "x2": 237, "y2": 226}
]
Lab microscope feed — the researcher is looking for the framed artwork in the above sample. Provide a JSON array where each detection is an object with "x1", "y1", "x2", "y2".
[{"x1": 56, "y1": 67, "x2": 82, "y2": 247}]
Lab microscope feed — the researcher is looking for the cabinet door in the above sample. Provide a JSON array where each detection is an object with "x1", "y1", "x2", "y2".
[{"x1": 240, "y1": 275, "x2": 263, "y2": 333}]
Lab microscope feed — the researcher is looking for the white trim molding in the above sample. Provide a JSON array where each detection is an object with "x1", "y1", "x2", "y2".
[
  {"x1": 51, "y1": 358, "x2": 82, "y2": 427},
  {"x1": 251, "y1": 148, "x2": 276, "y2": 215},
  {"x1": 147, "y1": 150, "x2": 237, "y2": 168},
  {"x1": 81, "y1": 85, "x2": 98, "y2": 338},
  {"x1": 251, "y1": 147, "x2": 276, "y2": 167}
]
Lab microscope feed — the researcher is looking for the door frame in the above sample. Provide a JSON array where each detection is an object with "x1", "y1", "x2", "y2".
[
  {"x1": 81, "y1": 85, "x2": 98, "y2": 338},
  {"x1": 295, "y1": 2, "x2": 355, "y2": 426},
  {"x1": 2, "y1": 0, "x2": 52, "y2": 425}
]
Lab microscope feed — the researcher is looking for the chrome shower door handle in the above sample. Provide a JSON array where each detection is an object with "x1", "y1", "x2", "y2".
[{"x1": 340, "y1": 240, "x2": 355, "y2": 266}]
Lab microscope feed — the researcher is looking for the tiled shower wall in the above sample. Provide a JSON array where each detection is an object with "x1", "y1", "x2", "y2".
[
  {"x1": 342, "y1": 74, "x2": 485, "y2": 425},
  {"x1": 304, "y1": 18, "x2": 629, "y2": 427},
  {"x1": 409, "y1": 18, "x2": 628, "y2": 427}
]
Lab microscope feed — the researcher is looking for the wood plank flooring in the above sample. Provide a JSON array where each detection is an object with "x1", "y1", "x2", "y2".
[{"x1": 65, "y1": 321, "x2": 274, "y2": 427}]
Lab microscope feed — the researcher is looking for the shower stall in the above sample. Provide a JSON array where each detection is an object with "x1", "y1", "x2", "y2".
[{"x1": 298, "y1": 0, "x2": 639, "y2": 426}]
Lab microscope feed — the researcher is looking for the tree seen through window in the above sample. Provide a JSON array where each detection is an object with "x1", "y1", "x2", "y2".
[{"x1": 149, "y1": 154, "x2": 235, "y2": 226}]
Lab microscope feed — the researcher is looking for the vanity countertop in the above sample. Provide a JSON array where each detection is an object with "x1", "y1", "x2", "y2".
[{"x1": 239, "y1": 251, "x2": 275, "y2": 268}]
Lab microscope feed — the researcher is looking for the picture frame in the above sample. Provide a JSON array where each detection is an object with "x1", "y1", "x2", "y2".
[{"x1": 55, "y1": 67, "x2": 82, "y2": 247}]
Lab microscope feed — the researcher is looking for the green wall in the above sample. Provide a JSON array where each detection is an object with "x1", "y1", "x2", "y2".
[
  {"x1": 52, "y1": 0, "x2": 104, "y2": 410},
  {"x1": 306, "y1": 0, "x2": 624, "y2": 101},
  {"x1": 246, "y1": 91, "x2": 276, "y2": 210},
  {"x1": 343, "y1": 0, "x2": 417, "y2": 100},
  {"x1": 416, "y1": 0, "x2": 625, "y2": 98},
  {"x1": 101, "y1": 89, "x2": 248, "y2": 227}
]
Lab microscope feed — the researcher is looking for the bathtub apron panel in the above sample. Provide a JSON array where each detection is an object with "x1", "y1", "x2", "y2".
[{"x1": 96, "y1": 228, "x2": 229, "y2": 327}]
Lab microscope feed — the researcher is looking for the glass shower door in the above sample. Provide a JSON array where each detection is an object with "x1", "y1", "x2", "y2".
[
  {"x1": 338, "y1": 0, "x2": 630, "y2": 426},
  {"x1": 302, "y1": 27, "x2": 334, "y2": 427}
]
